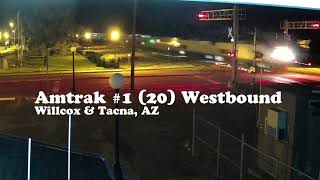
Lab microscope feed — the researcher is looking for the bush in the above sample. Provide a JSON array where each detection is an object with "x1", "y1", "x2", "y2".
[
  {"x1": 86, "y1": 52, "x2": 101, "y2": 63},
  {"x1": 99, "y1": 54, "x2": 120, "y2": 68}
]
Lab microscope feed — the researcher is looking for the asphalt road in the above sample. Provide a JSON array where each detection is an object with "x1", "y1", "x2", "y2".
[{"x1": 0, "y1": 61, "x2": 320, "y2": 98}]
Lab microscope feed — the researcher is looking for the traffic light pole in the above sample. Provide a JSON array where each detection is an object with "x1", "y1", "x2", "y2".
[
  {"x1": 252, "y1": 27, "x2": 257, "y2": 85},
  {"x1": 230, "y1": 4, "x2": 239, "y2": 87}
]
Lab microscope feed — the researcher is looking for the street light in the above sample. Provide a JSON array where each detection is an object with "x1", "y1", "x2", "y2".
[
  {"x1": 84, "y1": 32, "x2": 91, "y2": 50},
  {"x1": 84, "y1": 32, "x2": 91, "y2": 40},
  {"x1": 9, "y1": 22, "x2": 14, "y2": 28},
  {"x1": 3, "y1": 32, "x2": 9, "y2": 40},
  {"x1": 9, "y1": 22, "x2": 15, "y2": 45},
  {"x1": 109, "y1": 73, "x2": 124, "y2": 180},
  {"x1": 70, "y1": 46, "x2": 77, "y2": 93},
  {"x1": 109, "y1": 30, "x2": 121, "y2": 63},
  {"x1": 110, "y1": 30, "x2": 120, "y2": 42}
]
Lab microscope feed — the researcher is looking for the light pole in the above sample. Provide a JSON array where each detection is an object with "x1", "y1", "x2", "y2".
[
  {"x1": 229, "y1": 4, "x2": 239, "y2": 88},
  {"x1": 70, "y1": 47, "x2": 77, "y2": 93},
  {"x1": 110, "y1": 30, "x2": 120, "y2": 62},
  {"x1": 84, "y1": 32, "x2": 91, "y2": 50},
  {"x1": 12, "y1": 30, "x2": 15, "y2": 45},
  {"x1": 3, "y1": 32, "x2": 9, "y2": 47},
  {"x1": 251, "y1": 27, "x2": 257, "y2": 86},
  {"x1": 9, "y1": 22, "x2": 15, "y2": 46},
  {"x1": 130, "y1": 0, "x2": 137, "y2": 92},
  {"x1": 109, "y1": 73, "x2": 124, "y2": 180}
]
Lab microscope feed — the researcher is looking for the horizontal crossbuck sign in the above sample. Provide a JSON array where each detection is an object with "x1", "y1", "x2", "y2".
[{"x1": 182, "y1": 0, "x2": 320, "y2": 10}]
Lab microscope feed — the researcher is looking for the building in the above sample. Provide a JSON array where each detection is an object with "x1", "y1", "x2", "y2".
[{"x1": 257, "y1": 84, "x2": 320, "y2": 180}]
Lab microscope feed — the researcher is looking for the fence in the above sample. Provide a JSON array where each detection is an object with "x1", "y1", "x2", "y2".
[{"x1": 192, "y1": 108, "x2": 318, "y2": 180}]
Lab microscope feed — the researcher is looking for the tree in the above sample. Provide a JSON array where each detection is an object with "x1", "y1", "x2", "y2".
[{"x1": 23, "y1": 0, "x2": 77, "y2": 50}]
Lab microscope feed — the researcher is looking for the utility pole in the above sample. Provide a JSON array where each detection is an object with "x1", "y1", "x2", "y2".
[
  {"x1": 130, "y1": 0, "x2": 137, "y2": 92},
  {"x1": 252, "y1": 27, "x2": 257, "y2": 85},
  {"x1": 230, "y1": 4, "x2": 239, "y2": 88},
  {"x1": 283, "y1": 19, "x2": 290, "y2": 42},
  {"x1": 197, "y1": 6, "x2": 245, "y2": 89},
  {"x1": 17, "y1": 11, "x2": 20, "y2": 66}
]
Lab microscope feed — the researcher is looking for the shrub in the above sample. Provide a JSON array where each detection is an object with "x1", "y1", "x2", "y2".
[
  {"x1": 86, "y1": 52, "x2": 101, "y2": 63},
  {"x1": 99, "y1": 54, "x2": 120, "y2": 68}
]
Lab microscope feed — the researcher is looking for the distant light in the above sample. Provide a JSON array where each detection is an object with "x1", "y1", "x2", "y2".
[
  {"x1": 205, "y1": 55, "x2": 214, "y2": 59},
  {"x1": 110, "y1": 30, "x2": 120, "y2": 42},
  {"x1": 84, "y1": 32, "x2": 91, "y2": 40},
  {"x1": 141, "y1": 42, "x2": 145, "y2": 45},
  {"x1": 156, "y1": 39, "x2": 161, "y2": 43},
  {"x1": 167, "y1": 47, "x2": 170, "y2": 51},
  {"x1": 149, "y1": 39, "x2": 156, "y2": 44},
  {"x1": 169, "y1": 38, "x2": 181, "y2": 47},
  {"x1": 9, "y1": 22, "x2": 14, "y2": 28},
  {"x1": 230, "y1": 38, "x2": 235, "y2": 42},
  {"x1": 125, "y1": 40, "x2": 129, "y2": 43},
  {"x1": 271, "y1": 46, "x2": 295, "y2": 62},
  {"x1": 179, "y1": 50, "x2": 186, "y2": 55},
  {"x1": 198, "y1": 11, "x2": 209, "y2": 21},
  {"x1": 75, "y1": 34, "x2": 79, "y2": 38},
  {"x1": 312, "y1": 23, "x2": 320, "y2": 28},
  {"x1": 3, "y1": 32, "x2": 9, "y2": 39},
  {"x1": 215, "y1": 55, "x2": 224, "y2": 61}
]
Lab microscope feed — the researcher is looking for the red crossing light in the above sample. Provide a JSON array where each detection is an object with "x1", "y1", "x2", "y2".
[
  {"x1": 312, "y1": 23, "x2": 320, "y2": 28},
  {"x1": 198, "y1": 11, "x2": 209, "y2": 21},
  {"x1": 228, "y1": 52, "x2": 235, "y2": 58}
]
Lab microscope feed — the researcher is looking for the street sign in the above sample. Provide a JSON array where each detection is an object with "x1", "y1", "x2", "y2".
[
  {"x1": 228, "y1": 27, "x2": 233, "y2": 37},
  {"x1": 249, "y1": 66, "x2": 256, "y2": 73},
  {"x1": 70, "y1": 47, "x2": 77, "y2": 52},
  {"x1": 183, "y1": 0, "x2": 320, "y2": 10},
  {"x1": 228, "y1": 27, "x2": 235, "y2": 42}
]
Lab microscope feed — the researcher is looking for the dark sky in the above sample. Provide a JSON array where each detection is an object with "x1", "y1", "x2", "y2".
[{"x1": 1, "y1": 0, "x2": 320, "y2": 41}]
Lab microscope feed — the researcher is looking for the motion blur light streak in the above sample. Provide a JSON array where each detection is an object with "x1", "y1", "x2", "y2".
[{"x1": 271, "y1": 46, "x2": 295, "y2": 62}]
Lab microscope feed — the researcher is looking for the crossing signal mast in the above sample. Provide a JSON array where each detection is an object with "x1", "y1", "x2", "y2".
[
  {"x1": 198, "y1": 8, "x2": 246, "y2": 21},
  {"x1": 197, "y1": 6, "x2": 246, "y2": 88},
  {"x1": 280, "y1": 20, "x2": 320, "y2": 40}
]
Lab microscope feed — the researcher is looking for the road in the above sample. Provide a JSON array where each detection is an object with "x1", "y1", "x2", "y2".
[
  {"x1": 0, "y1": 63, "x2": 319, "y2": 98},
  {"x1": 0, "y1": 45, "x2": 319, "y2": 98}
]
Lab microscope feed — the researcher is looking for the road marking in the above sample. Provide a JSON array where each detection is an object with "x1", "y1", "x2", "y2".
[
  {"x1": 195, "y1": 75, "x2": 223, "y2": 84},
  {"x1": 0, "y1": 78, "x2": 61, "y2": 83},
  {"x1": 0, "y1": 97, "x2": 16, "y2": 101}
]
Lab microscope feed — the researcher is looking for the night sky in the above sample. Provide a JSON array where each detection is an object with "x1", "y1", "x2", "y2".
[{"x1": 1, "y1": 0, "x2": 320, "y2": 41}]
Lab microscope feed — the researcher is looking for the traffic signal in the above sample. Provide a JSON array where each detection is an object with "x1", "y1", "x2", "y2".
[
  {"x1": 198, "y1": 11, "x2": 209, "y2": 21},
  {"x1": 312, "y1": 23, "x2": 320, "y2": 28},
  {"x1": 227, "y1": 52, "x2": 236, "y2": 58}
]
